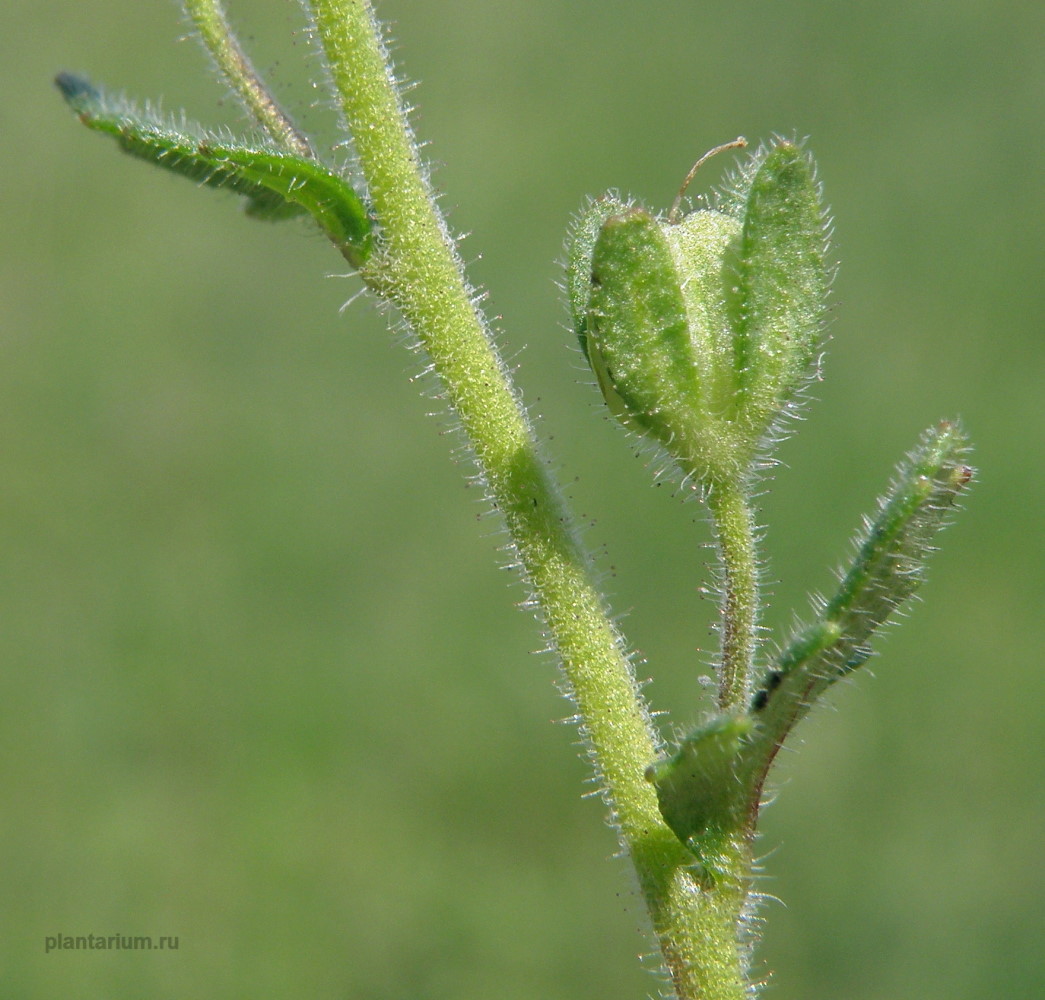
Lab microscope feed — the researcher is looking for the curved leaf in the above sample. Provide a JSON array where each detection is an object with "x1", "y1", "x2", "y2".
[{"x1": 56, "y1": 73, "x2": 372, "y2": 267}]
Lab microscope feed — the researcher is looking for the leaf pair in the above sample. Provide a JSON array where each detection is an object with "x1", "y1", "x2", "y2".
[{"x1": 55, "y1": 72, "x2": 373, "y2": 269}]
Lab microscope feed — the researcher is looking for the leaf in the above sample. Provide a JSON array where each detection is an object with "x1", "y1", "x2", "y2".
[
  {"x1": 646, "y1": 713, "x2": 754, "y2": 851},
  {"x1": 55, "y1": 73, "x2": 373, "y2": 267},
  {"x1": 741, "y1": 420, "x2": 974, "y2": 781}
]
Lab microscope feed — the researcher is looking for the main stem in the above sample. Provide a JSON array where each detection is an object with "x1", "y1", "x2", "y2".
[{"x1": 305, "y1": 2, "x2": 751, "y2": 995}]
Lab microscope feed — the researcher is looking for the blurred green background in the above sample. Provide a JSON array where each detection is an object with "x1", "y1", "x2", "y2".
[{"x1": 3, "y1": 1, "x2": 1042, "y2": 996}]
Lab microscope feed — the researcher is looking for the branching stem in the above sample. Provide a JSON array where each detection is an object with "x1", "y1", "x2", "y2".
[
  {"x1": 184, "y1": 0, "x2": 314, "y2": 157},
  {"x1": 55, "y1": 6, "x2": 975, "y2": 996}
]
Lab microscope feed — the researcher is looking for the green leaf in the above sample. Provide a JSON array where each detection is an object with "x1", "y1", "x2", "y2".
[
  {"x1": 741, "y1": 421, "x2": 973, "y2": 777},
  {"x1": 55, "y1": 73, "x2": 373, "y2": 267},
  {"x1": 646, "y1": 713, "x2": 754, "y2": 853}
]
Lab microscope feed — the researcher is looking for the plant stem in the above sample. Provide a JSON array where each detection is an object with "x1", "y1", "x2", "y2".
[
  {"x1": 707, "y1": 478, "x2": 760, "y2": 712},
  {"x1": 184, "y1": 0, "x2": 314, "y2": 157},
  {"x1": 305, "y1": 1, "x2": 750, "y2": 994}
]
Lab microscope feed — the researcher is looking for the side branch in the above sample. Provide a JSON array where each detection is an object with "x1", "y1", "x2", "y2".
[
  {"x1": 184, "y1": 0, "x2": 314, "y2": 157},
  {"x1": 707, "y1": 480, "x2": 760, "y2": 712}
]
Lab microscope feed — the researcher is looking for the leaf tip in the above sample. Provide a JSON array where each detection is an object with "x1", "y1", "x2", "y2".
[{"x1": 54, "y1": 72, "x2": 99, "y2": 115}]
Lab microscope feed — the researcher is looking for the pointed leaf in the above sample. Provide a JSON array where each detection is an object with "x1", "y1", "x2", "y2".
[
  {"x1": 741, "y1": 421, "x2": 973, "y2": 783},
  {"x1": 56, "y1": 73, "x2": 372, "y2": 267}
]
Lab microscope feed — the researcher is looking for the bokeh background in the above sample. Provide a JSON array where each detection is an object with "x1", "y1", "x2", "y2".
[{"x1": 3, "y1": 1, "x2": 1042, "y2": 997}]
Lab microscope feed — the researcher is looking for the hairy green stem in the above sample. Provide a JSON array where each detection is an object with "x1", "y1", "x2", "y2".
[
  {"x1": 707, "y1": 478, "x2": 760, "y2": 712},
  {"x1": 55, "y1": 2, "x2": 976, "y2": 995},
  {"x1": 184, "y1": 0, "x2": 314, "y2": 157},
  {"x1": 305, "y1": 1, "x2": 749, "y2": 994}
]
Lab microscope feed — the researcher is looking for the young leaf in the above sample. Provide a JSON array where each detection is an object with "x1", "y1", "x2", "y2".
[
  {"x1": 55, "y1": 73, "x2": 373, "y2": 267},
  {"x1": 741, "y1": 421, "x2": 974, "y2": 783},
  {"x1": 646, "y1": 713, "x2": 754, "y2": 855}
]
